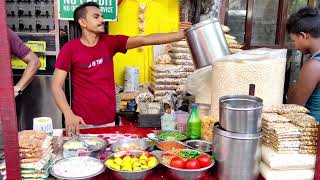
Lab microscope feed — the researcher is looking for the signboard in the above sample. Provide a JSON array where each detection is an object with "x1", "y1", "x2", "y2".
[
  {"x1": 12, "y1": 41, "x2": 47, "y2": 70},
  {"x1": 58, "y1": 0, "x2": 118, "y2": 21}
]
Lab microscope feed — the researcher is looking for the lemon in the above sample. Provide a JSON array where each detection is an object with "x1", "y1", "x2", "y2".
[
  {"x1": 148, "y1": 157, "x2": 157, "y2": 162},
  {"x1": 133, "y1": 166, "x2": 142, "y2": 171},
  {"x1": 133, "y1": 161, "x2": 142, "y2": 168},
  {"x1": 130, "y1": 157, "x2": 139, "y2": 164},
  {"x1": 121, "y1": 161, "x2": 131, "y2": 167},
  {"x1": 140, "y1": 160, "x2": 147, "y2": 165},
  {"x1": 121, "y1": 166, "x2": 128, "y2": 171},
  {"x1": 105, "y1": 159, "x2": 114, "y2": 167},
  {"x1": 114, "y1": 157, "x2": 123, "y2": 165},
  {"x1": 148, "y1": 160, "x2": 157, "y2": 168},
  {"x1": 139, "y1": 155, "x2": 148, "y2": 161},
  {"x1": 122, "y1": 164, "x2": 133, "y2": 171},
  {"x1": 141, "y1": 165, "x2": 149, "y2": 170},
  {"x1": 123, "y1": 162, "x2": 132, "y2": 168},
  {"x1": 123, "y1": 156, "x2": 132, "y2": 162},
  {"x1": 113, "y1": 164, "x2": 121, "y2": 171}
]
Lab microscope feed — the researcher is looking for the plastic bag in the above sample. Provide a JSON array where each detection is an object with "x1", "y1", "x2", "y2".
[
  {"x1": 169, "y1": 47, "x2": 190, "y2": 53},
  {"x1": 260, "y1": 162, "x2": 314, "y2": 180},
  {"x1": 211, "y1": 48, "x2": 287, "y2": 116},
  {"x1": 151, "y1": 71, "x2": 188, "y2": 78},
  {"x1": 186, "y1": 65, "x2": 212, "y2": 104},
  {"x1": 172, "y1": 59, "x2": 194, "y2": 65},
  {"x1": 169, "y1": 53, "x2": 192, "y2": 60}
]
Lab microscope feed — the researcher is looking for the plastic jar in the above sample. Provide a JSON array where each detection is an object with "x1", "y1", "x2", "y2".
[{"x1": 175, "y1": 111, "x2": 189, "y2": 133}]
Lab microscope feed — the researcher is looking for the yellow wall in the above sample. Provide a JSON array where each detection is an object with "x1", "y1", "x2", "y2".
[{"x1": 109, "y1": 0, "x2": 180, "y2": 85}]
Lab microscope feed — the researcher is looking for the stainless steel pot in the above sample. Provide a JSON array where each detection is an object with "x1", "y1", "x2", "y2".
[
  {"x1": 213, "y1": 125, "x2": 262, "y2": 180},
  {"x1": 219, "y1": 95, "x2": 263, "y2": 133},
  {"x1": 185, "y1": 19, "x2": 230, "y2": 69}
]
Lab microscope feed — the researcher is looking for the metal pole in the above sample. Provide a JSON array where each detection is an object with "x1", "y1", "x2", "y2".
[{"x1": 0, "y1": 1, "x2": 21, "y2": 179}]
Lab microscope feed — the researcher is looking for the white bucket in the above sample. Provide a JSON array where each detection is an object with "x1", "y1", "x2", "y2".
[
  {"x1": 33, "y1": 117, "x2": 53, "y2": 135},
  {"x1": 124, "y1": 66, "x2": 140, "y2": 92}
]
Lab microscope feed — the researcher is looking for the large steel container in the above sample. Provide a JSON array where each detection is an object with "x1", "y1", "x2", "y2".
[
  {"x1": 219, "y1": 95, "x2": 263, "y2": 134},
  {"x1": 213, "y1": 125, "x2": 262, "y2": 180},
  {"x1": 185, "y1": 19, "x2": 230, "y2": 69}
]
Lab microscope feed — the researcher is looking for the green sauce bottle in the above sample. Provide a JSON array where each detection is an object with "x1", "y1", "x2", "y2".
[{"x1": 187, "y1": 104, "x2": 201, "y2": 139}]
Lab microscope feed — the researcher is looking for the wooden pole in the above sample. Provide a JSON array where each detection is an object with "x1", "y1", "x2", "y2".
[{"x1": 0, "y1": 1, "x2": 21, "y2": 179}]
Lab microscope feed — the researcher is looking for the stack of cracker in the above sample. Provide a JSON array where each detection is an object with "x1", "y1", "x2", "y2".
[
  {"x1": 2, "y1": 130, "x2": 53, "y2": 180},
  {"x1": 221, "y1": 24, "x2": 243, "y2": 54},
  {"x1": 263, "y1": 104, "x2": 310, "y2": 115},
  {"x1": 263, "y1": 104, "x2": 319, "y2": 154},
  {"x1": 150, "y1": 40, "x2": 193, "y2": 101},
  {"x1": 282, "y1": 113, "x2": 319, "y2": 154},
  {"x1": 262, "y1": 114, "x2": 301, "y2": 153}
]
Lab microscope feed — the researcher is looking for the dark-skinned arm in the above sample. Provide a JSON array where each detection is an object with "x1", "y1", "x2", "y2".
[{"x1": 287, "y1": 59, "x2": 320, "y2": 106}]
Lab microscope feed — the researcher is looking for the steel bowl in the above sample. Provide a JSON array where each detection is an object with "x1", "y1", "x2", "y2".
[
  {"x1": 110, "y1": 138, "x2": 148, "y2": 152},
  {"x1": 50, "y1": 156, "x2": 105, "y2": 180},
  {"x1": 63, "y1": 137, "x2": 108, "y2": 158},
  {"x1": 160, "y1": 149, "x2": 214, "y2": 180},
  {"x1": 155, "y1": 130, "x2": 188, "y2": 141},
  {"x1": 105, "y1": 150, "x2": 159, "y2": 180},
  {"x1": 185, "y1": 140, "x2": 212, "y2": 153}
]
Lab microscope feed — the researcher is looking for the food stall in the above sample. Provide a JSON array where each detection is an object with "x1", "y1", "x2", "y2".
[{"x1": 1, "y1": 0, "x2": 320, "y2": 180}]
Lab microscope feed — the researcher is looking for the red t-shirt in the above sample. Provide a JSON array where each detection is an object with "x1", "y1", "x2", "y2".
[{"x1": 55, "y1": 34, "x2": 129, "y2": 125}]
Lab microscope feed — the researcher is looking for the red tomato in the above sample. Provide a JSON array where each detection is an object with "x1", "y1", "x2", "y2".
[
  {"x1": 197, "y1": 154, "x2": 212, "y2": 168},
  {"x1": 170, "y1": 157, "x2": 185, "y2": 169},
  {"x1": 185, "y1": 158, "x2": 201, "y2": 169}
]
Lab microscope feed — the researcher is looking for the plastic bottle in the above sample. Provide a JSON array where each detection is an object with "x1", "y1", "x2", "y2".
[{"x1": 187, "y1": 104, "x2": 201, "y2": 139}]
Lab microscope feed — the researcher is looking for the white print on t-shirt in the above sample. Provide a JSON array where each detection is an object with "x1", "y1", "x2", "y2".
[{"x1": 88, "y1": 58, "x2": 103, "y2": 68}]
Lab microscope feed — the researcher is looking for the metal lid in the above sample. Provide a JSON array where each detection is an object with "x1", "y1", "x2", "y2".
[
  {"x1": 184, "y1": 19, "x2": 219, "y2": 33},
  {"x1": 219, "y1": 95, "x2": 263, "y2": 111},
  {"x1": 214, "y1": 124, "x2": 262, "y2": 140}
]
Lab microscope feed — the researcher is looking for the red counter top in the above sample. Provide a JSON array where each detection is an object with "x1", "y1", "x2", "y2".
[
  {"x1": 79, "y1": 119, "x2": 158, "y2": 138},
  {"x1": 76, "y1": 119, "x2": 264, "y2": 180}
]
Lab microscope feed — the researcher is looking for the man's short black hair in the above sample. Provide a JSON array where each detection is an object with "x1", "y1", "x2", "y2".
[
  {"x1": 287, "y1": 6, "x2": 320, "y2": 38},
  {"x1": 74, "y1": 2, "x2": 100, "y2": 27}
]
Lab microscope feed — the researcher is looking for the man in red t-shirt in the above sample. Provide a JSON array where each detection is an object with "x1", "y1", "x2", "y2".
[{"x1": 52, "y1": 2, "x2": 189, "y2": 135}]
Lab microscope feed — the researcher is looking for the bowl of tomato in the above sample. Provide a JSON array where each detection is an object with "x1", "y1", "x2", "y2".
[{"x1": 160, "y1": 149, "x2": 214, "y2": 180}]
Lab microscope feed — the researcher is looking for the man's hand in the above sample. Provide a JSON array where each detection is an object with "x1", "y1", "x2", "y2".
[
  {"x1": 180, "y1": 22, "x2": 192, "y2": 31},
  {"x1": 13, "y1": 85, "x2": 21, "y2": 97},
  {"x1": 65, "y1": 112, "x2": 87, "y2": 136},
  {"x1": 52, "y1": 69, "x2": 85, "y2": 136}
]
